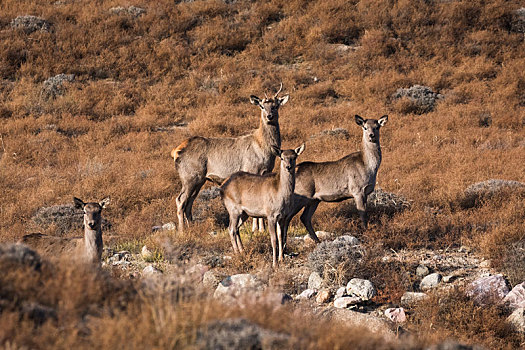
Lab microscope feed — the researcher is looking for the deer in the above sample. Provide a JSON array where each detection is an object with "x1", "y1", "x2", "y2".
[
  {"x1": 220, "y1": 144, "x2": 305, "y2": 267},
  {"x1": 20, "y1": 197, "x2": 110, "y2": 264},
  {"x1": 281, "y1": 115, "x2": 388, "y2": 248},
  {"x1": 171, "y1": 83, "x2": 288, "y2": 233}
]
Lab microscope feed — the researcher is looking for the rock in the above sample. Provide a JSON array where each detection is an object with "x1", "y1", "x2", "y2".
[
  {"x1": 214, "y1": 274, "x2": 266, "y2": 302},
  {"x1": 196, "y1": 318, "x2": 290, "y2": 350},
  {"x1": 109, "y1": 6, "x2": 146, "y2": 17},
  {"x1": 109, "y1": 251, "x2": 132, "y2": 268},
  {"x1": 198, "y1": 186, "x2": 221, "y2": 201},
  {"x1": 320, "y1": 308, "x2": 395, "y2": 339},
  {"x1": 141, "y1": 245, "x2": 153, "y2": 260},
  {"x1": 507, "y1": 307, "x2": 525, "y2": 333},
  {"x1": 346, "y1": 278, "x2": 377, "y2": 300},
  {"x1": 142, "y1": 265, "x2": 162, "y2": 276},
  {"x1": 41, "y1": 73, "x2": 75, "y2": 99},
  {"x1": 392, "y1": 85, "x2": 443, "y2": 114},
  {"x1": 307, "y1": 238, "x2": 363, "y2": 277},
  {"x1": 152, "y1": 222, "x2": 176, "y2": 232},
  {"x1": 442, "y1": 275, "x2": 456, "y2": 283},
  {"x1": 308, "y1": 272, "x2": 323, "y2": 290},
  {"x1": 203, "y1": 270, "x2": 222, "y2": 290},
  {"x1": 479, "y1": 260, "x2": 491, "y2": 268},
  {"x1": 334, "y1": 235, "x2": 360, "y2": 245},
  {"x1": 420, "y1": 273, "x2": 442, "y2": 290},
  {"x1": 503, "y1": 282, "x2": 525, "y2": 310},
  {"x1": 10, "y1": 15, "x2": 51, "y2": 33},
  {"x1": 401, "y1": 292, "x2": 429, "y2": 306},
  {"x1": 466, "y1": 274, "x2": 509, "y2": 305},
  {"x1": 0, "y1": 244, "x2": 42, "y2": 271},
  {"x1": 384, "y1": 307, "x2": 406, "y2": 323},
  {"x1": 416, "y1": 264, "x2": 430, "y2": 277},
  {"x1": 461, "y1": 179, "x2": 525, "y2": 208},
  {"x1": 296, "y1": 289, "x2": 317, "y2": 300},
  {"x1": 304, "y1": 231, "x2": 334, "y2": 243},
  {"x1": 316, "y1": 289, "x2": 332, "y2": 304},
  {"x1": 333, "y1": 296, "x2": 362, "y2": 308},
  {"x1": 335, "y1": 286, "x2": 346, "y2": 299}
]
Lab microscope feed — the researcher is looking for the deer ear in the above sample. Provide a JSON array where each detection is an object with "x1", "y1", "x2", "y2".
[
  {"x1": 99, "y1": 197, "x2": 110, "y2": 209},
  {"x1": 295, "y1": 143, "x2": 305, "y2": 156},
  {"x1": 378, "y1": 115, "x2": 388, "y2": 127},
  {"x1": 250, "y1": 95, "x2": 262, "y2": 107},
  {"x1": 278, "y1": 94, "x2": 289, "y2": 106},
  {"x1": 271, "y1": 146, "x2": 282, "y2": 159},
  {"x1": 355, "y1": 115, "x2": 365, "y2": 127},
  {"x1": 74, "y1": 197, "x2": 85, "y2": 209}
]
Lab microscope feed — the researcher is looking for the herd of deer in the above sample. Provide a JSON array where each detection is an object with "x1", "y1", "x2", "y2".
[{"x1": 21, "y1": 84, "x2": 388, "y2": 268}]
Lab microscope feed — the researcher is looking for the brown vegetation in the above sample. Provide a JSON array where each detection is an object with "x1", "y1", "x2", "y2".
[{"x1": 0, "y1": 0, "x2": 524, "y2": 348}]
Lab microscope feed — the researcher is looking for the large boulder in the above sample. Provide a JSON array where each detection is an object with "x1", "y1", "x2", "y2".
[
  {"x1": 466, "y1": 274, "x2": 509, "y2": 305},
  {"x1": 502, "y1": 282, "x2": 525, "y2": 310},
  {"x1": 507, "y1": 307, "x2": 525, "y2": 333}
]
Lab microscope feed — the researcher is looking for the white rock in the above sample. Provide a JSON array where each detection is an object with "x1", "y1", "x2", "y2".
[
  {"x1": 384, "y1": 307, "x2": 406, "y2": 323},
  {"x1": 213, "y1": 274, "x2": 266, "y2": 302},
  {"x1": 400, "y1": 292, "x2": 429, "y2": 306},
  {"x1": 335, "y1": 286, "x2": 346, "y2": 299},
  {"x1": 507, "y1": 307, "x2": 525, "y2": 333},
  {"x1": 203, "y1": 270, "x2": 221, "y2": 290},
  {"x1": 420, "y1": 273, "x2": 442, "y2": 290},
  {"x1": 466, "y1": 274, "x2": 509, "y2": 305},
  {"x1": 416, "y1": 264, "x2": 430, "y2": 277},
  {"x1": 316, "y1": 289, "x2": 331, "y2": 304},
  {"x1": 346, "y1": 278, "x2": 377, "y2": 300},
  {"x1": 296, "y1": 289, "x2": 317, "y2": 300},
  {"x1": 308, "y1": 272, "x2": 323, "y2": 290},
  {"x1": 333, "y1": 296, "x2": 362, "y2": 308},
  {"x1": 141, "y1": 245, "x2": 153, "y2": 260},
  {"x1": 142, "y1": 265, "x2": 162, "y2": 275},
  {"x1": 503, "y1": 282, "x2": 525, "y2": 310},
  {"x1": 334, "y1": 235, "x2": 360, "y2": 245}
]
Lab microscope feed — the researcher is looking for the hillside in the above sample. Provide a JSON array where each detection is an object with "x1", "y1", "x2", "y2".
[{"x1": 1, "y1": 0, "x2": 525, "y2": 348}]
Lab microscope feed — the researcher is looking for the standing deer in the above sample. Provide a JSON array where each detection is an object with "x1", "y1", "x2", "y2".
[
  {"x1": 220, "y1": 144, "x2": 305, "y2": 267},
  {"x1": 171, "y1": 84, "x2": 288, "y2": 233},
  {"x1": 282, "y1": 115, "x2": 388, "y2": 246},
  {"x1": 21, "y1": 197, "x2": 110, "y2": 264}
]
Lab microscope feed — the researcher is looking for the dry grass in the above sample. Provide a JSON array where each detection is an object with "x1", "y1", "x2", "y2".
[{"x1": 1, "y1": 0, "x2": 524, "y2": 348}]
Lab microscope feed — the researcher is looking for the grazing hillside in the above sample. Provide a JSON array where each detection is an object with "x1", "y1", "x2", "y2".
[{"x1": 0, "y1": 0, "x2": 524, "y2": 348}]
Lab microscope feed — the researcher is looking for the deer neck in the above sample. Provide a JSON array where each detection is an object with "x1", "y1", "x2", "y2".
[
  {"x1": 362, "y1": 135, "x2": 382, "y2": 173},
  {"x1": 255, "y1": 117, "x2": 281, "y2": 151},
  {"x1": 84, "y1": 224, "x2": 102, "y2": 263},
  {"x1": 278, "y1": 164, "x2": 295, "y2": 202}
]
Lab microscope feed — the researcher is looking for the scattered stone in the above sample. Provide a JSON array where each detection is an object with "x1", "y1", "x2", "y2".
[
  {"x1": 198, "y1": 186, "x2": 221, "y2": 201},
  {"x1": 316, "y1": 289, "x2": 332, "y2": 304},
  {"x1": 479, "y1": 260, "x2": 491, "y2": 268},
  {"x1": 384, "y1": 307, "x2": 406, "y2": 323},
  {"x1": 214, "y1": 274, "x2": 266, "y2": 302},
  {"x1": 10, "y1": 15, "x2": 51, "y2": 33},
  {"x1": 333, "y1": 296, "x2": 362, "y2": 308},
  {"x1": 461, "y1": 179, "x2": 525, "y2": 208},
  {"x1": 109, "y1": 6, "x2": 146, "y2": 17},
  {"x1": 466, "y1": 274, "x2": 509, "y2": 305},
  {"x1": 392, "y1": 85, "x2": 443, "y2": 114},
  {"x1": 346, "y1": 278, "x2": 377, "y2": 301},
  {"x1": 401, "y1": 292, "x2": 429, "y2": 306},
  {"x1": 308, "y1": 272, "x2": 323, "y2": 290},
  {"x1": 334, "y1": 235, "x2": 360, "y2": 245},
  {"x1": 507, "y1": 307, "x2": 525, "y2": 333},
  {"x1": 420, "y1": 273, "x2": 442, "y2": 290},
  {"x1": 142, "y1": 265, "x2": 162, "y2": 276},
  {"x1": 108, "y1": 251, "x2": 132, "y2": 268},
  {"x1": 41, "y1": 74, "x2": 75, "y2": 99},
  {"x1": 0, "y1": 244, "x2": 42, "y2": 271},
  {"x1": 152, "y1": 222, "x2": 176, "y2": 232},
  {"x1": 320, "y1": 308, "x2": 395, "y2": 339},
  {"x1": 416, "y1": 264, "x2": 430, "y2": 277},
  {"x1": 203, "y1": 270, "x2": 222, "y2": 290},
  {"x1": 196, "y1": 318, "x2": 290, "y2": 350},
  {"x1": 141, "y1": 245, "x2": 153, "y2": 260},
  {"x1": 503, "y1": 282, "x2": 525, "y2": 310},
  {"x1": 296, "y1": 289, "x2": 317, "y2": 300},
  {"x1": 335, "y1": 286, "x2": 346, "y2": 299}
]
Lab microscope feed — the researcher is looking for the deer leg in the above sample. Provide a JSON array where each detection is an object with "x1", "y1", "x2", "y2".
[
  {"x1": 258, "y1": 218, "x2": 265, "y2": 232},
  {"x1": 300, "y1": 201, "x2": 321, "y2": 243},
  {"x1": 277, "y1": 220, "x2": 284, "y2": 262},
  {"x1": 251, "y1": 218, "x2": 265, "y2": 232},
  {"x1": 355, "y1": 193, "x2": 368, "y2": 229},
  {"x1": 228, "y1": 212, "x2": 241, "y2": 254},
  {"x1": 235, "y1": 213, "x2": 248, "y2": 253},
  {"x1": 267, "y1": 217, "x2": 278, "y2": 267},
  {"x1": 176, "y1": 188, "x2": 190, "y2": 233},
  {"x1": 184, "y1": 181, "x2": 205, "y2": 222}
]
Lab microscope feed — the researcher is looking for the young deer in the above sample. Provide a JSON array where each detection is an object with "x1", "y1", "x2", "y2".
[
  {"x1": 21, "y1": 197, "x2": 110, "y2": 264},
  {"x1": 172, "y1": 84, "x2": 288, "y2": 233},
  {"x1": 282, "y1": 115, "x2": 388, "y2": 245},
  {"x1": 220, "y1": 144, "x2": 305, "y2": 267}
]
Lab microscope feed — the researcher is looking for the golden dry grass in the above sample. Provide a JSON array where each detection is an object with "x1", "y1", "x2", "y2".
[{"x1": 1, "y1": 0, "x2": 524, "y2": 348}]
